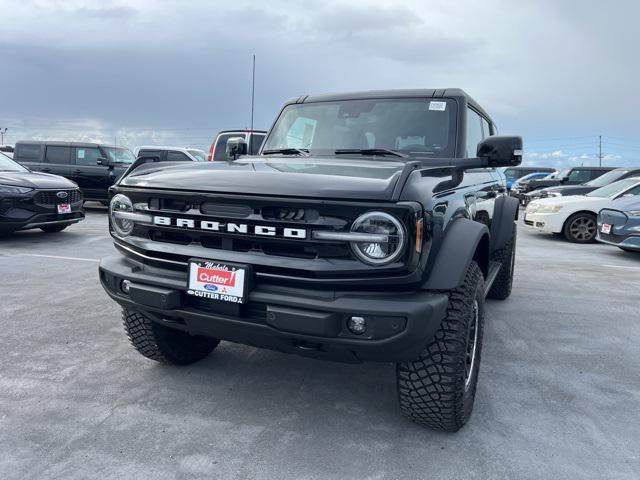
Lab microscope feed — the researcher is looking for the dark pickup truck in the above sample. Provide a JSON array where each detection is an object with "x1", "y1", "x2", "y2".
[
  {"x1": 14, "y1": 141, "x2": 136, "y2": 203},
  {"x1": 99, "y1": 89, "x2": 522, "y2": 431}
]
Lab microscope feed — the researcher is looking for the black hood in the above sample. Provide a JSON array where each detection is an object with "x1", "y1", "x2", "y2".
[
  {"x1": 119, "y1": 156, "x2": 408, "y2": 201},
  {"x1": 0, "y1": 171, "x2": 78, "y2": 189}
]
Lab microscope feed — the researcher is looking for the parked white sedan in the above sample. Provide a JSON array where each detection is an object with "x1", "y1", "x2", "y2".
[{"x1": 524, "y1": 177, "x2": 640, "y2": 243}]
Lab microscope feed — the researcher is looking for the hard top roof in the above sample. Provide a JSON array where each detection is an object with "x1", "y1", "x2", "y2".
[
  {"x1": 15, "y1": 140, "x2": 125, "y2": 149},
  {"x1": 288, "y1": 88, "x2": 492, "y2": 121}
]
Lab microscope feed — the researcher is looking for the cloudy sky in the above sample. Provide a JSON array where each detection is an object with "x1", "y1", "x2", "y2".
[{"x1": 1, "y1": 0, "x2": 639, "y2": 167}]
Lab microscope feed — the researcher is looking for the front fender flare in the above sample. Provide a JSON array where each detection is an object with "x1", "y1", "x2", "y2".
[
  {"x1": 491, "y1": 195, "x2": 519, "y2": 251},
  {"x1": 422, "y1": 218, "x2": 490, "y2": 291}
]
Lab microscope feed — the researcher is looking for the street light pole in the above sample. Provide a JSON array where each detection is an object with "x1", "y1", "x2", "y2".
[{"x1": 0, "y1": 128, "x2": 7, "y2": 145}]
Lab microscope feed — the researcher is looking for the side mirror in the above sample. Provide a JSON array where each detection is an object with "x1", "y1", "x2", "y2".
[
  {"x1": 225, "y1": 137, "x2": 248, "y2": 161},
  {"x1": 477, "y1": 136, "x2": 523, "y2": 167},
  {"x1": 97, "y1": 157, "x2": 108, "y2": 166}
]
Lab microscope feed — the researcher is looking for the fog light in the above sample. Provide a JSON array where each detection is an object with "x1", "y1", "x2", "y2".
[
  {"x1": 347, "y1": 316, "x2": 366, "y2": 335},
  {"x1": 121, "y1": 279, "x2": 131, "y2": 294}
]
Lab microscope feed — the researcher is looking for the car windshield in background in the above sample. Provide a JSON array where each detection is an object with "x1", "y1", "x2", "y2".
[
  {"x1": 104, "y1": 147, "x2": 135, "y2": 164},
  {"x1": 0, "y1": 154, "x2": 27, "y2": 172},
  {"x1": 586, "y1": 178, "x2": 640, "y2": 197},
  {"x1": 262, "y1": 98, "x2": 456, "y2": 157},
  {"x1": 585, "y1": 169, "x2": 627, "y2": 187},
  {"x1": 187, "y1": 149, "x2": 206, "y2": 162}
]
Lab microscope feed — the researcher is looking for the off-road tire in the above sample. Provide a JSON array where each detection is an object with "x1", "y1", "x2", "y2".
[
  {"x1": 40, "y1": 225, "x2": 68, "y2": 233},
  {"x1": 122, "y1": 308, "x2": 219, "y2": 365},
  {"x1": 396, "y1": 261, "x2": 485, "y2": 432},
  {"x1": 487, "y1": 223, "x2": 516, "y2": 300},
  {"x1": 563, "y1": 212, "x2": 597, "y2": 243}
]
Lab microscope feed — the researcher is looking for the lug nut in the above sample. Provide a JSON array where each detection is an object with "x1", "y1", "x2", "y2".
[{"x1": 347, "y1": 316, "x2": 366, "y2": 335}]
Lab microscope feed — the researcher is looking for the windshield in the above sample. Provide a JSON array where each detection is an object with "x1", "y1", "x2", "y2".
[
  {"x1": 0, "y1": 153, "x2": 28, "y2": 172},
  {"x1": 262, "y1": 98, "x2": 456, "y2": 157},
  {"x1": 586, "y1": 178, "x2": 639, "y2": 197},
  {"x1": 187, "y1": 149, "x2": 206, "y2": 162},
  {"x1": 104, "y1": 147, "x2": 135, "y2": 164},
  {"x1": 585, "y1": 170, "x2": 626, "y2": 187}
]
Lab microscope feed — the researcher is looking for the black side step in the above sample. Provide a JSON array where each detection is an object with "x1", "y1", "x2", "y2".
[{"x1": 484, "y1": 261, "x2": 501, "y2": 296}]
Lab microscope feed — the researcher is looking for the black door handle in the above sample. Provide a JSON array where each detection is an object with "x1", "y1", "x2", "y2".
[
  {"x1": 41, "y1": 168, "x2": 51, "y2": 172},
  {"x1": 73, "y1": 169, "x2": 82, "y2": 174}
]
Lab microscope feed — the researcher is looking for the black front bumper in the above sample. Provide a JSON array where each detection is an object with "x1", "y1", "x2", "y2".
[
  {"x1": 0, "y1": 189, "x2": 84, "y2": 233},
  {"x1": 99, "y1": 254, "x2": 449, "y2": 363}
]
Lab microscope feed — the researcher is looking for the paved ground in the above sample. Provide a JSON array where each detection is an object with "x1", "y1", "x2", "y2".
[{"x1": 1, "y1": 204, "x2": 639, "y2": 480}]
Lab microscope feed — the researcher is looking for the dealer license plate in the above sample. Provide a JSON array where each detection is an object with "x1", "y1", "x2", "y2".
[
  {"x1": 187, "y1": 260, "x2": 248, "y2": 304},
  {"x1": 601, "y1": 223, "x2": 612, "y2": 234},
  {"x1": 57, "y1": 203, "x2": 71, "y2": 214}
]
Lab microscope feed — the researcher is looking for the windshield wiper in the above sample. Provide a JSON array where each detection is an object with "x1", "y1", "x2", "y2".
[
  {"x1": 334, "y1": 148, "x2": 409, "y2": 158},
  {"x1": 262, "y1": 148, "x2": 310, "y2": 156}
]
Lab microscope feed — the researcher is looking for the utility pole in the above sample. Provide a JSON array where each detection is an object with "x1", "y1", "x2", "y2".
[
  {"x1": 250, "y1": 54, "x2": 256, "y2": 131},
  {"x1": 0, "y1": 128, "x2": 7, "y2": 145},
  {"x1": 598, "y1": 135, "x2": 603, "y2": 167}
]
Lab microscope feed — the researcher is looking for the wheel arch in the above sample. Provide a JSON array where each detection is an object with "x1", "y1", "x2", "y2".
[
  {"x1": 422, "y1": 218, "x2": 490, "y2": 290},
  {"x1": 561, "y1": 209, "x2": 598, "y2": 231},
  {"x1": 490, "y1": 194, "x2": 519, "y2": 251}
]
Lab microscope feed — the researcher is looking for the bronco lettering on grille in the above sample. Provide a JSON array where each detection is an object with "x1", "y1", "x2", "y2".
[{"x1": 153, "y1": 216, "x2": 307, "y2": 239}]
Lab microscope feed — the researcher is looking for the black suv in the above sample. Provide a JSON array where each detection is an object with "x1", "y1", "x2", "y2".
[
  {"x1": 14, "y1": 141, "x2": 136, "y2": 203},
  {"x1": 0, "y1": 152, "x2": 84, "y2": 234},
  {"x1": 99, "y1": 89, "x2": 522, "y2": 431}
]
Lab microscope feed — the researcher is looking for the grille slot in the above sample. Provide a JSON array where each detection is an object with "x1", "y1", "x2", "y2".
[
  {"x1": 200, "y1": 202, "x2": 253, "y2": 218},
  {"x1": 34, "y1": 190, "x2": 82, "y2": 205}
]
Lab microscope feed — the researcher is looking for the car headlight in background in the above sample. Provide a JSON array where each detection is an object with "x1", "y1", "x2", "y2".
[
  {"x1": 0, "y1": 184, "x2": 34, "y2": 194},
  {"x1": 537, "y1": 204, "x2": 563, "y2": 214},
  {"x1": 349, "y1": 211, "x2": 406, "y2": 266}
]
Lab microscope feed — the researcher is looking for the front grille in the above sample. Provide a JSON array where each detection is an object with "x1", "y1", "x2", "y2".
[
  {"x1": 116, "y1": 189, "x2": 420, "y2": 284},
  {"x1": 34, "y1": 189, "x2": 82, "y2": 206}
]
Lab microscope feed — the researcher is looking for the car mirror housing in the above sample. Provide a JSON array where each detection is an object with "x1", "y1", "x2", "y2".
[
  {"x1": 97, "y1": 157, "x2": 108, "y2": 166},
  {"x1": 476, "y1": 136, "x2": 523, "y2": 168},
  {"x1": 225, "y1": 137, "x2": 248, "y2": 161}
]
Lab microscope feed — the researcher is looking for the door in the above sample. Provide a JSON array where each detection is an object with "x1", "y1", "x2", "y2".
[
  {"x1": 464, "y1": 107, "x2": 499, "y2": 227},
  {"x1": 72, "y1": 146, "x2": 111, "y2": 200},
  {"x1": 42, "y1": 145, "x2": 74, "y2": 180}
]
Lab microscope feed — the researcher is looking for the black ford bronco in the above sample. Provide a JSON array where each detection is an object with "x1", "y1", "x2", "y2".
[{"x1": 99, "y1": 89, "x2": 522, "y2": 431}]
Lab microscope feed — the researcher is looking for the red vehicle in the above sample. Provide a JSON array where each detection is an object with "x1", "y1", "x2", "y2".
[{"x1": 207, "y1": 129, "x2": 267, "y2": 161}]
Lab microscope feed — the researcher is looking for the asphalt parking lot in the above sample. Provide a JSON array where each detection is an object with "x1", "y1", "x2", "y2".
[{"x1": 1, "y1": 205, "x2": 639, "y2": 480}]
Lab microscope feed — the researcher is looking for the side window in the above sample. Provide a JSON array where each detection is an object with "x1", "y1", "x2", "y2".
[
  {"x1": 481, "y1": 118, "x2": 491, "y2": 138},
  {"x1": 75, "y1": 147, "x2": 103, "y2": 166},
  {"x1": 567, "y1": 169, "x2": 592, "y2": 183},
  {"x1": 167, "y1": 151, "x2": 192, "y2": 162},
  {"x1": 15, "y1": 144, "x2": 42, "y2": 161},
  {"x1": 621, "y1": 185, "x2": 640, "y2": 196},
  {"x1": 590, "y1": 170, "x2": 606, "y2": 180},
  {"x1": 213, "y1": 134, "x2": 237, "y2": 161},
  {"x1": 249, "y1": 134, "x2": 266, "y2": 155},
  {"x1": 45, "y1": 146, "x2": 72, "y2": 164},
  {"x1": 138, "y1": 149, "x2": 162, "y2": 160},
  {"x1": 465, "y1": 108, "x2": 484, "y2": 157}
]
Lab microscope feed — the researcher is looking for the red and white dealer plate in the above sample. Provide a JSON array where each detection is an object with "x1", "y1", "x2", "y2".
[
  {"x1": 57, "y1": 203, "x2": 71, "y2": 214},
  {"x1": 601, "y1": 223, "x2": 612, "y2": 234},
  {"x1": 187, "y1": 260, "x2": 248, "y2": 304}
]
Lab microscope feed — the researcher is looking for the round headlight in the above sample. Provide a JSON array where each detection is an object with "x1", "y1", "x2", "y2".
[
  {"x1": 110, "y1": 194, "x2": 134, "y2": 237},
  {"x1": 350, "y1": 211, "x2": 406, "y2": 266}
]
